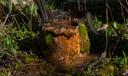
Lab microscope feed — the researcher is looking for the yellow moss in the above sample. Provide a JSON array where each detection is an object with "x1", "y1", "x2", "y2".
[{"x1": 78, "y1": 23, "x2": 90, "y2": 53}]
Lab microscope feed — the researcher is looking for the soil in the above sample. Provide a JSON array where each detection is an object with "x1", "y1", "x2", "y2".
[
  {"x1": 13, "y1": 60, "x2": 44, "y2": 76},
  {"x1": 12, "y1": 53, "x2": 97, "y2": 76}
]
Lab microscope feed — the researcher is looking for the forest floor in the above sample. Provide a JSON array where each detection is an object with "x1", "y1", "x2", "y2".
[{"x1": 0, "y1": 0, "x2": 128, "y2": 76}]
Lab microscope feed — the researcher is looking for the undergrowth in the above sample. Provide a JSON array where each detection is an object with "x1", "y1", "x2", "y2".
[{"x1": 0, "y1": 0, "x2": 128, "y2": 76}]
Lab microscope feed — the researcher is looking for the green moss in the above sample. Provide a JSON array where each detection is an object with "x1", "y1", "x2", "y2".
[
  {"x1": 14, "y1": 60, "x2": 23, "y2": 70},
  {"x1": 22, "y1": 53, "x2": 38, "y2": 64},
  {"x1": 96, "y1": 64, "x2": 117, "y2": 76},
  {"x1": 78, "y1": 23, "x2": 90, "y2": 53},
  {"x1": 24, "y1": 56, "x2": 36, "y2": 63},
  {"x1": 46, "y1": 33, "x2": 53, "y2": 45}
]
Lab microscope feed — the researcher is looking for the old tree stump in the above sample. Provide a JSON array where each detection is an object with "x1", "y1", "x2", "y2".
[{"x1": 41, "y1": 16, "x2": 91, "y2": 71}]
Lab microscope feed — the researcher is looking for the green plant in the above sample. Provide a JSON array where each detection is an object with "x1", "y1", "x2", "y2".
[
  {"x1": 23, "y1": 2, "x2": 37, "y2": 16},
  {"x1": 93, "y1": 17, "x2": 102, "y2": 30},
  {"x1": 0, "y1": 0, "x2": 8, "y2": 7},
  {"x1": 46, "y1": 0, "x2": 56, "y2": 10},
  {"x1": 113, "y1": 52, "x2": 128, "y2": 69},
  {"x1": 0, "y1": 23, "x2": 36, "y2": 56}
]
